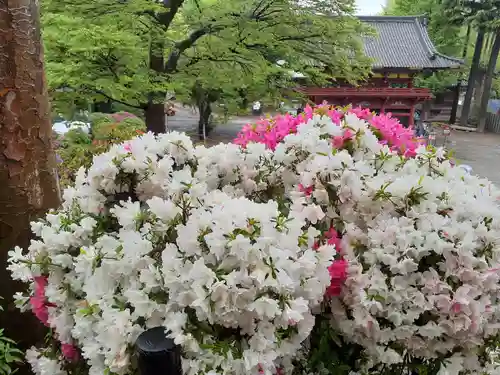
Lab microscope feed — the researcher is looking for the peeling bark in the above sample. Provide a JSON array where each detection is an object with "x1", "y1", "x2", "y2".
[{"x1": 0, "y1": 0, "x2": 61, "y2": 368}]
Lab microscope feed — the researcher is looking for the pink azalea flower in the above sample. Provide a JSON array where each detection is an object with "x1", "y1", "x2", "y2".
[
  {"x1": 30, "y1": 276, "x2": 55, "y2": 326},
  {"x1": 332, "y1": 136, "x2": 345, "y2": 148},
  {"x1": 34, "y1": 276, "x2": 48, "y2": 298},
  {"x1": 349, "y1": 106, "x2": 372, "y2": 120},
  {"x1": 451, "y1": 302, "x2": 462, "y2": 314},
  {"x1": 30, "y1": 296, "x2": 50, "y2": 326},
  {"x1": 298, "y1": 184, "x2": 314, "y2": 196},
  {"x1": 325, "y1": 228, "x2": 342, "y2": 254},
  {"x1": 234, "y1": 104, "x2": 420, "y2": 157},
  {"x1": 61, "y1": 343, "x2": 79, "y2": 362},
  {"x1": 326, "y1": 259, "x2": 348, "y2": 297}
]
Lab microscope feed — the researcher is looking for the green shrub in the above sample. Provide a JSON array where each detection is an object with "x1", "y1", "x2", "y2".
[
  {"x1": 54, "y1": 112, "x2": 146, "y2": 188},
  {"x1": 0, "y1": 299, "x2": 22, "y2": 375}
]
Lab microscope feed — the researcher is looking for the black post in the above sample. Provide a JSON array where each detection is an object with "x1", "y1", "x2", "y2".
[
  {"x1": 135, "y1": 327, "x2": 182, "y2": 375},
  {"x1": 449, "y1": 80, "x2": 461, "y2": 124}
]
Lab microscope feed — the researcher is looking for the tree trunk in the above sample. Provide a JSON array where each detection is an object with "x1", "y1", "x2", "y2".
[
  {"x1": 449, "y1": 80, "x2": 461, "y2": 124},
  {"x1": 145, "y1": 32, "x2": 166, "y2": 133},
  {"x1": 472, "y1": 69, "x2": 485, "y2": 119},
  {"x1": 460, "y1": 27, "x2": 486, "y2": 127},
  {"x1": 482, "y1": 32, "x2": 492, "y2": 64},
  {"x1": 478, "y1": 29, "x2": 500, "y2": 133},
  {"x1": 94, "y1": 100, "x2": 113, "y2": 113},
  {"x1": 145, "y1": 103, "x2": 166, "y2": 134},
  {"x1": 198, "y1": 111, "x2": 205, "y2": 141},
  {"x1": 204, "y1": 103, "x2": 213, "y2": 134},
  {"x1": 196, "y1": 98, "x2": 216, "y2": 140},
  {"x1": 0, "y1": 0, "x2": 60, "y2": 371},
  {"x1": 197, "y1": 100, "x2": 208, "y2": 140},
  {"x1": 462, "y1": 23, "x2": 471, "y2": 59}
]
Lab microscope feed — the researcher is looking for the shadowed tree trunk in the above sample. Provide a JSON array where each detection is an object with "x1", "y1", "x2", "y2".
[
  {"x1": 143, "y1": 0, "x2": 222, "y2": 134},
  {"x1": 144, "y1": 30, "x2": 166, "y2": 134},
  {"x1": 197, "y1": 100, "x2": 208, "y2": 140},
  {"x1": 478, "y1": 29, "x2": 500, "y2": 132},
  {"x1": 94, "y1": 100, "x2": 113, "y2": 113},
  {"x1": 472, "y1": 68, "x2": 485, "y2": 119},
  {"x1": 460, "y1": 27, "x2": 486, "y2": 127},
  {"x1": 0, "y1": 0, "x2": 61, "y2": 371},
  {"x1": 462, "y1": 23, "x2": 471, "y2": 59},
  {"x1": 145, "y1": 101, "x2": 166, "y2": 134},
  {"x1": 449, "y1": 23, "x2": 472, "y2": 124},
  {"x1": 196, "y1": 95, "x2": 214, "y2": 141},
  {"x1": 193, "y1": 84, "x2": 219, "y2": 140}
]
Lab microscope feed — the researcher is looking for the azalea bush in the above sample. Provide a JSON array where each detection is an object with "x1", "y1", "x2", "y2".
[
  {"x1": 54, "y1": 112, "x2": 145, "y2": 187},
  {"x1": 9, "y1": 105, "x2": 500, "y2": 375}
]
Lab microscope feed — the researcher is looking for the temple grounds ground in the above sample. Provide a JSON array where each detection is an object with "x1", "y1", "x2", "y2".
[{"x1": 445, "y1": 130, "x2": 500, "y2": 186}]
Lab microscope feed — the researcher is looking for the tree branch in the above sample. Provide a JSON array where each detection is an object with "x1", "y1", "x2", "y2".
[
  {"x1": 164, "y1": 1, "x2": 307, "y2": 74},
  {"x1": 276, "y1": 34, "x2": 324, "y2": 42},
  {"x1": 158, "y1": 0, "x2": 185, "y2": 30},
  {"x1": 252, "y1": 0, "x2": 272, "y2": 19},
  {"x1": 87, "y1": 88, "x2": 146, "y2": 110},
  {"x1": 165, "y1": 26, "x2": 219, "y2": 72},
  {"x1": 183, "y1": 55, "x2": 246, "y2": 68},
  {"x1": 165, "y1": 1, "x2": 280, "y2": 73}
]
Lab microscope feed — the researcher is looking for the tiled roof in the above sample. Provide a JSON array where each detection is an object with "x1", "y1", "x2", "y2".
[{"x1": 358, "y1": 16, "x2": 463, "y2": 70}]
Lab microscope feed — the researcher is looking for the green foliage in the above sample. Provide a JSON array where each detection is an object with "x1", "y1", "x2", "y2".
[
  {"x1": 443, "y1": 0, "x2": 500, "y2": 31},
  {"x1": 0, "y1": 299, "x2": 23, "y2": 375},
  {"x1": 414, "y1": 71, "x2": 462, "y2": 92},
  {"x1": 0, "y1": 331, "x2": 22, "y2": 375},
  {"x1": 386, "y1": 0, "x2": 500, "y2": 96},
  {"x1": 55, "y1": 113, "x2": 146, "y2": 187},
  {"x1": 384, "y1": 0, "x2": 463, "y2": 56},
  {"x1": 384, "y1": 0, "x2": 465, "y2": 92},
  {"x1": 295, "y1": 304, "x2": 450, "y2": 375},
  {"x1": 299, "y1": 312, "x2": 366, "y2": 375},
  {"x1": 42, "y1": 0, "x2": 372, "y2": 123}
]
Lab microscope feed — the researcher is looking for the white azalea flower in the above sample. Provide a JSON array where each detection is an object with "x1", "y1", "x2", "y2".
[{"x1": 10, "y1": 115, "x2": 500, "y2": 375}]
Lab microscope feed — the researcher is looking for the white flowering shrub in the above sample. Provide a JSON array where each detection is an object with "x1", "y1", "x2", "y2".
[
  {"x1": 329, "y1": 152, "x2": 500, "y2": 373},
  {"x1": 9, "y1": 106, "x2": 500, "y2": 375}
]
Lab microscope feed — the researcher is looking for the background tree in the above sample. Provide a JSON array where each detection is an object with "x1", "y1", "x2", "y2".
[
  {"x1": 386, "y1": 0, "x2": 500, "y2": 129},
  {"x1": 172, "y1": 31, "x2": 307, "y2": 139},
  {"x1": 384, "y1": 0, "x2": 464, "y2": 93},
  {"x1": 443, "y1": 0, "x2": 487, "y2": 128},
  {"x1": 0, "y1": 0, "x2": 60, "y2": 371},
  {"x1": 475, "y1": 0, "x2": 500, "y2": 131},
  {"x1": 385, "y1": 0, "x2": 463, "y2": 56},
  {"x1": 42, "y1": 0, "x2": 372, "y2": 135},
  {"x1": 460, "y1": 25, "x2": 486, "y2": 127}
]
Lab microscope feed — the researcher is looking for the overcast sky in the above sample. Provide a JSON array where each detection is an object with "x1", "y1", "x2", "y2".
[{"x1": 355, "y1": 0, "x2": 385, "y2": 15}]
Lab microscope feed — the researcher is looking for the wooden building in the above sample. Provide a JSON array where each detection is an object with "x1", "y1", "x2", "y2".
[{"x1": 298, "y1": 16, "x2": 462, "y2": 127}]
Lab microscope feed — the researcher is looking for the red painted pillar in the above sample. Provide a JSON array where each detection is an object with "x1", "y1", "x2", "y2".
[{"x1": 409, "y1": 103, "x2": 415, "y2": 127}]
